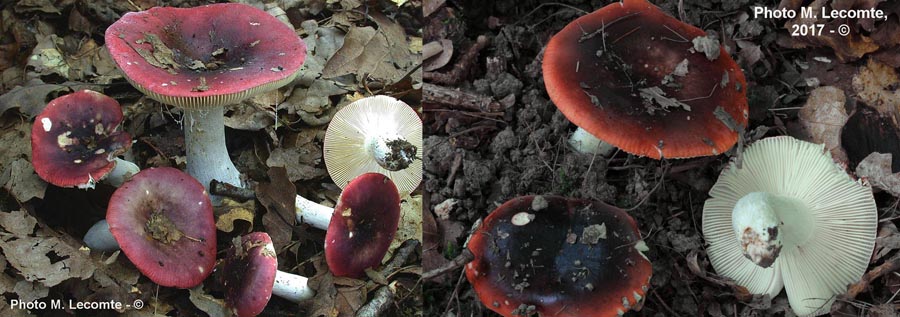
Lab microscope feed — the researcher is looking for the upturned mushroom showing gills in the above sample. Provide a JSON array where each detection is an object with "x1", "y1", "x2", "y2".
[
  {"x1": 466, "y1": 195, "x2": 652, "y2": 317},
  {"x1": 324, "y1": 95, "x2": 422, "y2": 194},
  {"x1": 221, "y1": 232, "x2": 314, "y2": 317},
  {"x1": 106, "y1": 167, "x2": 216, "y2": 288},
  {"x1": 702, "y1": 136, "x2": 877, "y2": 316},
  {"x1": 31, "y1": 90, "x2": 138, "y2": 189},
  {"x1": 542, "y1": 0, "x2": 747, "y2": 158},
  {"x1": 105, "y1": 3, "x2": 306, "y2": 198}
]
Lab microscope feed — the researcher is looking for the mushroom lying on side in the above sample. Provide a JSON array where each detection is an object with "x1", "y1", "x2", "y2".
[
  {"x1": 543, "y1": 0, "x2": 747, "y2": 158},
  {"x1": 702, "y1": 136, "x2": 877, "y2": 316},
  {"x1": 293, "y1": 173, "x2": 402, "y2": 278},
  {"x1": 105, "y1": 3, "x2": 306, "y2": 201},
  {"x1": 466, "y1": 195, "x2": 652, "y2": 317},
  {"x1": 323, "y1": 95, "x2": 422, "y2": 194},
  {"x1": 31, "y1": 90, "x2": 138, "y2": 189},
  {"x1": 221, "y1": 232, "x2": 314, "y2": 317}
]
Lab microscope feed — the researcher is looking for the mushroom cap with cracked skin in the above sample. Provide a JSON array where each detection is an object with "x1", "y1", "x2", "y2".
[
  {"x1": 542, "y1": 0, "x2": 748, "y2": 159},
  {"x1": 324, "y1": 95, "x2": 423, "y2": 194},
  {"x1": 31, "y1": 90, "x2": 131, "y2": 188},
  {"x1": 466, "y1": 195, "x2": 652, "y2": 317},
  {"x1": 104, "y1": 3, "x2": 306, "y2": 109},
  {"x1": 325, "y1": 173, "x2": 401, "y2": 278},
  {"x1": 107, "y1": 167, "x2": 216, "y2": 288},
  {"x1": 702, "y1": 136, "x2": 877, "y2": 316},
  {"x1": 221, "y1": 232, "x2": 277, "y2": 317}
]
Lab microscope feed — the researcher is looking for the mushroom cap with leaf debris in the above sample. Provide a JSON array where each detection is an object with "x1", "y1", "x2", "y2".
[
  {"x1": 104, "y1": 3, "x2": 306, "y2": 109},
  {"x1": 466, "y1": 195, "x2": 652, "y2": 317},
  {"x1": 542, "y1": 0, "x2": 748, "y2": 159},
  {"x1": 31, "y1": 90, "x2": 131, "y2": 189}
]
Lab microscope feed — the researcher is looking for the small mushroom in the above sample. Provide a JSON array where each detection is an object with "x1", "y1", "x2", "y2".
[
  {"x1": 542, "y1": 0, "x2": 747, "y2": 158},
  {"x1": 31, "y1": 90, "x2": 138, "y2": 189},
  {"x1": 221, "y1": 232, "x2": 313, "y2": 317},
  {"x1": 324, "y1": 95, "x2": 422, "y2": 194},
  {"x1": 702, "y1": 136, "x2": 877, "y2": 316},
  {"x1": 466, "y1": 195, "x2": 652, "y2": 317},
  {"x1": 294, "y1": 173, "x2": 402, "y2": 278},
  {"x1": 102, "y1": 167, "x2": 217, "y2": 288},
  {"x1": 105, "y1": 3, "x2": 307, "y2": 201}
]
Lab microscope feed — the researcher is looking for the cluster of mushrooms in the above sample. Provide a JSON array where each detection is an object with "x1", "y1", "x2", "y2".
[
  {"x1": 459, "y1": 0, "x2": 878, "y2": 316},
  {"x1": 28, "y1": 3, "x2": 421, "y2": 317}
]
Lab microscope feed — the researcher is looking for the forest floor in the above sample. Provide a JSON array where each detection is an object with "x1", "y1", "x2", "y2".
[
  {"x1": 0, "y1": 0, "x2": 422, "y2": 316},
  {"x1": 423, "y1": 0, "x2": 900, "y2": 316}
]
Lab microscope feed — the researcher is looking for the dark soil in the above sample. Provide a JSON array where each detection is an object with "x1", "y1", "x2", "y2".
[{"x1": 423, "y1": 0, "x2": 900, "y2": 316}]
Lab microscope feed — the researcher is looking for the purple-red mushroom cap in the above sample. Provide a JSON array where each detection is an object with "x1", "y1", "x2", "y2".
[
  {"x1": 31, "y1": 90, "x2": 131, "y2": 188},
  {"x1": 104, "y1": 3, "x2": 307, "y2": 109},
  {"x1": 221, "y1": 232, "x2": 277, "y2": 317},
  {"x1": 466, "y1": 196, "x2": 652, "y2": 317},
  {"x1": 107, "y1": 167, "x2": 216, "y2": 288},
  {"x1": 325, "y1": 173, "x2": 401, "y2": 278}
]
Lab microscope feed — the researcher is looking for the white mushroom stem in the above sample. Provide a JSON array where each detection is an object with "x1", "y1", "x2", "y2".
[
  {"x1": 183, "y1": 107, "x2": 242, "y2": 203},
  {"x1": 569, "y1": 127, "x2": 615, "y2": 156},
  {"x1": 365, "y1": 133, "x2": 417, "y2": 171},
  {"x1": 106, "y1": 158, "x2": 140, "y2": 187},
  {"x1": 272, "y1": 270, "x2": 315, "y2": 302},
  {"x1": 295, "y1": 195, "x2": 333, "y2": 230},
  {"x1": 84, "y1": 220, "x2": 119, "y2": 251},
  {"x1": 83, "y1": 159, "x2": 140, "y2": 251},
  {"x1": 731, "y1": 192, "x2": 814, "y2": 268}
]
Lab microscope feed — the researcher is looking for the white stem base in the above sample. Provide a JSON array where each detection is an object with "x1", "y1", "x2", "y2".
[
  {"x1": 83, "y1": 220, "x2": 119, "y2": 251},
  {"x1": 184, "y1": 107, "x2": 242, "y2": 204},
  {"x1": 272, "y1": 270, "x2": 314, "y2": 303},
  {"x1": 569, "y1": 127, "x2": 615, "y2": 155},
  {"x1": 732, "y1": 192, "x2": 813, "y2": 268},
  {"x1": 105, "y1": 158, "x2": 140, "y2": 187},
  {"x1": 295, "y1": 195, "x2": 333, "y2": 230}
]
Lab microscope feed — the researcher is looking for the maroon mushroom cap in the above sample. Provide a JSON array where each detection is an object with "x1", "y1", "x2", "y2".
[
  {"x1": 221, "y1": 232, "x2": 277, "y2": 317},
  {"x1": 466, "y1": 196, "x2": 652, "y2": 317},
  {"x1": 325, "y1": 173, "x2": 401, "y2": 278},
  {"x1": 31, "y1": 90, "x2": 131, "y2": 188},
  {"x1": 543, "y1": 0, "x2": 748, "y2": 159},
  {"x1": 107, "y1": 167, "x2": 216, "y2": 288},
  {"x1": 104, "y1": 3, "x2": 307, "y2": 109}
]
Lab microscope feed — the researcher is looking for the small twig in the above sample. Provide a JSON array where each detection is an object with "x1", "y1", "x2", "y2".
[
  {"x1": 209, "y1": 180, "x2": 256, "y2": 202},
  {"x1": 832, "y1": 252, "x2": 900, "y2": 314},
  {"x1": 423, "y1": 83, "x2": 503, "y2": 112},
  {"x1": 382, "y1": 239, "x2": 421, "y2": 277},
  {"x1": 421, "y1": 249, "x2": 474, "y2": 281},
  {"x1": 355, "y1": 282, "x2": 398, "y2": 317}
]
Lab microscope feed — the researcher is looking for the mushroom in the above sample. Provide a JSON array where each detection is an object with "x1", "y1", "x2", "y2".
[
  {"x1": 294, "y1": 173, "x2": 402, "y2": 277},
  {"x1": 221, "y1": 232, "x2": 313, "y2": 317},
  {"x1": 323, "y1": 95, "x2": 422, "y2": 194},
  {"x1": 31, "y1": 90, "x2": 139, "y2": 189},
  {"x1": 466, "y1": 195, "x2": 652, "y2": 317},
  {"x1": 89, "y1": 167, "x2": 217, "y2": 288},
  {"x1": 104, "y1": 3, "x2": 307, "y2": 198},
  {"x1": 542, "y1": 0, "x2": 747, "y2": 158},
  {"x1": 702, "y1": 136, "x2": 877, "y2": 316}
]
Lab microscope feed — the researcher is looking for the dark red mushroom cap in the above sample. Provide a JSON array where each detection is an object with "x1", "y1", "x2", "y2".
[
  {"x1": 221, "y1": 232, "x2": 277, "y2": 317},
  {"x1": 107, "y1": 167, "x2": 216, "y2": 288},
  {"x1": 104, "y1": 3, "x2": 306, "y2": 109},
  {"x1": 543, "y1": 0, "x2": 748, "y2": 159},
  {"x1": 325, "y1": 173, "x2": 401, "y2": 278},
  {"x1": 466, "y1": 196, "x2": 652, "y2": 317},
  {"x1": 31, "y1": 90, "x2": 131, "y2": 188}
]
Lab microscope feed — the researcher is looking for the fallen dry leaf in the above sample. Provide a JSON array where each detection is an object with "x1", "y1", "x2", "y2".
[
  {"x1": 856, "y1": 152, "x2": 900, "y2": 197},
  {"x1": 0, "y1": 79, "x2": 68, "y2": 118},
  {"x1": 798, "y1": 86, "x2": 849, "y2": 162},
  {"x1": 852, "y1": 59, "x2": 900, "y2": 121},
  {"x1": 385, "y1": 194, "x2": 422, "y2": 261},
  {"x1": 323, "y1": 11, "x2": 416, "y2": 85},
  {"x1": 0, "y1": 158, "x2": 48, "y2": 203},
  {"x1": 214, "y1": 198, "x2": 255, "y2": 233},
  {"x1": 188, "y1": 285, "x2": 230, "y2": 317},
  {"x1": 257, "y1": 166, "x2": 298, "y2": 251},
  {"x1": 0, "y1": 210, "x2": 95, "y2": 287}
]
